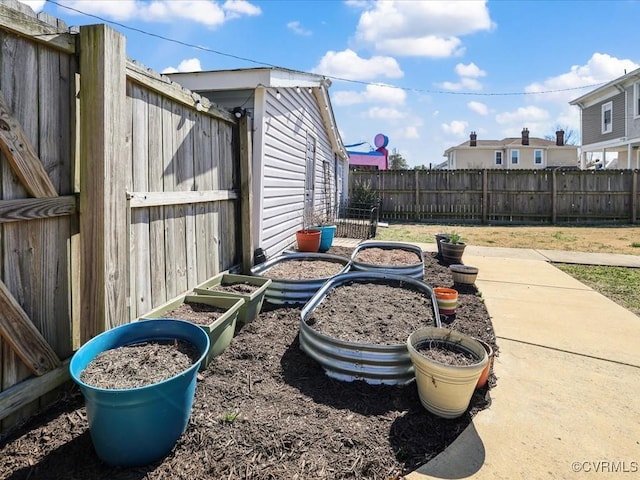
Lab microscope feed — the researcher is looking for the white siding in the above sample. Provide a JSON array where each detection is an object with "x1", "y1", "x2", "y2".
[{"x1": 260, "y1": 88, "x2": 337, "y2": 257}]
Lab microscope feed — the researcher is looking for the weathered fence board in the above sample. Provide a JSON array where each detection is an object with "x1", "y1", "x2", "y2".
[{"x1": 351, "y1": 169, "x2": 640, "y2": 224}]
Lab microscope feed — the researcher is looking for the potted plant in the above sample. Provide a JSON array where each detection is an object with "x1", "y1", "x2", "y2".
[
  {"x1": 440, "y1": 231, "x2": 466, "y2": 265},
  {"x1": 474, "y1": 338, "x2": 495, "y2": 389},
  {"x1": 69, "y1": 319, "x2": 210, "y2": 466},
  {"x1": 140, "y1": 294, "x2": 243, "y2": 369},
  {"x1": 407, "y1": 327, "x2": 488, "y2": 418},
  {"x1": 193, "y1": 272, "x2": 272, "y2": 326}
]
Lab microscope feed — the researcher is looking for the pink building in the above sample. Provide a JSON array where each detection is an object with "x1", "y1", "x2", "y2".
[{"x1": 346, "y1": 133, "x2": 389, "y2": 170}]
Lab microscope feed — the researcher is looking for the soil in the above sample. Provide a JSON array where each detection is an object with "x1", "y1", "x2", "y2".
[
  {"x1": 0, "y1": 248, "x2": 497, "y2": 480},
  {"x1": 414, "y1": 341, "x2": 480, "y2": 366},
  {"x1": 353, "y1": 248, "x2": 421, "y2": 265},
  {"x1": 262, "y1": 259, "x2": 347, "y2": 280},
  {"x1": 80, "y1": 340, "x2": 199, "y2": 389},
  {"x1": 208, "y1": 282, "x2": 260, "y2": 295},
  {"x1": 307, "y1": 281, "x2": 436, "y2": 344},
  {"x1": 165, "y1": 301, "x2": 227, "y2": 326}
]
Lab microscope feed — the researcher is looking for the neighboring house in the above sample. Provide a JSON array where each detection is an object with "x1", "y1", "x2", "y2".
[
  {"x1": 569, "y1": 67, "x2": 640, "y2": 169},
  {"x1": 440, "y1": 129, "x2": 578, "y2": 169},
  {"x1": 167, "y1": 68, "x2": 349, "y2": 258}
]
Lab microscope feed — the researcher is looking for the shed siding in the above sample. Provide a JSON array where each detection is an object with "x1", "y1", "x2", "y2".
[{"x1": 261, "y1": 88, "x2": 336, "y2": 256}]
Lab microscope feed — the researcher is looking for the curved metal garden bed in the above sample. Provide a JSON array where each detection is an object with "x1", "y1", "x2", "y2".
[
  {"x1": 349, "y1": 241, "x2": 425, "y2": 279},
  {"x1": 299, "y1": 271, "x2": 441, "y2": 385}
]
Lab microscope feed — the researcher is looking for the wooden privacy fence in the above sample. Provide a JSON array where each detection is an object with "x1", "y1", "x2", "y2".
[
  {"x1": 0, "y1": 0, "x2": 251, "y2": 434},
  {"x1": 351, "y1": 169, "x2": 640, "y2": 224}
]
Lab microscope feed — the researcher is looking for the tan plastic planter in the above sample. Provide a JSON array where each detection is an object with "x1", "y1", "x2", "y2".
[{"x1": 407, "y1": 327, "x2": 487, "y2": 418}]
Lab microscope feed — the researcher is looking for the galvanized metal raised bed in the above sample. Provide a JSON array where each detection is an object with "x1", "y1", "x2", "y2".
[
  {"x1": 250, "y1": 253, "x2": 350, "y2": 305},
  {"x1": 349, "y1": 241, "x2": 425, "y2": 280},
  {"x1": 299, "y1": 271, "x2": 441, "y2": 385}
]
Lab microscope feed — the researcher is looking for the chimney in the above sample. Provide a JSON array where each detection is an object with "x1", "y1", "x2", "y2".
[
  {"x1": 556, "y1": 129, "x2": 565, "y2": 146},
  {"x1": 521, "y1": 128, "x2": 529, "y2": 146},
  {"x1": 470, "y1": 131, "x2": 477, "y2": 147}
]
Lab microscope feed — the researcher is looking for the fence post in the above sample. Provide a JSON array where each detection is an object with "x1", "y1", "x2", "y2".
[
  {"x1": 551, "y1": 168, "x2": 558, "y2": 224},
  {"x1": 632, "y1": 170, "x2": 638, "y2": 224},
  {"x1": 414, "y1": 169, "x2": 419, "y2": 221},
  {"x1": 482, "y1": 169, "x2": 488, "y2": 224},
  {"x1": 79, "y1": 25, "x2": 128, "y2": 342},
  {"x1": 239, "y1": 113, "x2": 254, "y2": 273}
]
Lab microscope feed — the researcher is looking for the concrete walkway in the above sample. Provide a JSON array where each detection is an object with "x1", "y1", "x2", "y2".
[{"x1": 333, "y1": 239, "x2": 640, "y2": 479}]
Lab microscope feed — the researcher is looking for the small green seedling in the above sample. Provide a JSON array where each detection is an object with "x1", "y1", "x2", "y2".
[{"x1": 221, "y1": 411, "x2": 240, "y2": 424}]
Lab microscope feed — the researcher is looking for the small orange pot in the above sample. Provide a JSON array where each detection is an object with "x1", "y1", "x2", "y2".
[
  {"x1": 296, "y1": 229, "x2": 321, "y2": 252},
  {"x1": 475, "y1": 339, "x2": 495, "y2": 389},
  {"x1": 434, "y1": 287, "x2": 458, "y2": 315}
]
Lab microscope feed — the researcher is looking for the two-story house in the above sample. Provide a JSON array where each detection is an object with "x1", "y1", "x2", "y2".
[
  {"x1": 569, "y1": 67, "x2": 640, "y2": 169},
  {"x1": 440, "y1": 128, "x2": 578, "y2": 169}
]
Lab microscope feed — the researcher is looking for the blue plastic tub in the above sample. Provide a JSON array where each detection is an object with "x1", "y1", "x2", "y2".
[
  {"x1": 317, "y1": 225, "x2": 337, "y2": 252},
  {"x1": 69, "y1": 319, "x2": 210, "y2": 467}
]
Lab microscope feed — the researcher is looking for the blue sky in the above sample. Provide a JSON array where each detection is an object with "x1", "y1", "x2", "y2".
[{"x1": 21, "y1": 0, "x2": 640, "y2": 167}]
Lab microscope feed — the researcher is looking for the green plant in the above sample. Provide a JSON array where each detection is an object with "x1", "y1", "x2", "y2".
[
  {"x1": 631, "y1": 242, "x2": 640, "y2": 248},
  {"x1": 350, "y1": 179, "x2": 379, "y2": 207},
  {"x1": 446, "y1": 231, "x2": 463, "y2": 244},
  {"x1": 220, "y1": 411, "x2": 240, "y2": 424}
]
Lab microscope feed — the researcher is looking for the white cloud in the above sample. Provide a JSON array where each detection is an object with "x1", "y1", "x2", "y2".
[
  {"x1": 18, "y1": 0, "x2": 45, "y2": 12},
  {"x1": 287, "y1": 21, "x2": 312, "y2": 36},
  {"x1": 162, "y1": 58, "x2": 202, "y2": 73},
  {"x1": 525, "y1": 53, "x2": 639, "y2": 103},
  {"x1": 313, "y1": 49, "x2": 403, "y2": 80},
  {"x1": 332, "y1": 83, "x2": 406, "y2": 107},
  {"x1": 441, "y1": 120, "x2": 469, "y2": 136},
  {"x1": 355, "y1": 0, "x2": 494, "y2": 57},
  {"x1": 436, "y1": 77, "x2": 483, "y2": 91},
  {"x1": 495, "y1": 106, "x2": 549, "y2": 125},
  {"x1": 400, "y1": 125, "x2": 420, "y2": 139},
  {"x1": 56, "y1": 0, "x2": 260, "y2": 26},
  {"x1": 455, "y1": 62, "x2": 486, "y2": 78},
  {"x1": 367, "y1": 107, "x2": 405, "y2": 120},
  {"x1": 468, "y1": 101, "x2": 489, "y2": 116}
]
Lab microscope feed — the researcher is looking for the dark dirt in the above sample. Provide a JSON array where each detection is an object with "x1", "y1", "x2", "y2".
[
  {"x1": 207, "y1": 282, "x2": 260, "y2": 295},
  {"x1": 0, "y1": 248, "x2": 498, "y2": 480},
  {"x1": 353, "y1": 248, "x2": 421, "y2": 266},
  {"x1": 307, "y1": 281, "x2": 437, "y2": 344},
  {"x1": 80, "y1": 341, "x2": 199, "y2": 390},
  {"x1": 165, "y1": 301, "x2": 227, "y2": 326},
  {"x1": 262, "y1": 259, "x2": 347, "y2": 280},
  {"x1": 415, "y1": 341, "x2": 480, "y2": 366}
]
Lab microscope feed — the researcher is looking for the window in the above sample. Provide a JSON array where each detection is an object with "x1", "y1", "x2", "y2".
[
  {"x1": 495, "y1": 151, "x2": 503, "y2": 165},
  {"x1": 602, "y1": 101, "x2": 612, "y2": 134},
  {"x1": 635, "y1": 82, "x2": 640, "y2": 118},
  {"x1": 511, "y1": 150, "x2": 519, "y2": 165},
  {"x1": 534, "y1": 149, "x2": 543, "y2": 165}
]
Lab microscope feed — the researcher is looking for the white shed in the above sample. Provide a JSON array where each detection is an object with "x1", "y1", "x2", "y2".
[{"x1": 167, "y1": 67, "x2": 349, "y2": 259}]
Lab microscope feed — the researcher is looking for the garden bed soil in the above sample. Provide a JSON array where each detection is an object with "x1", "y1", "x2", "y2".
[
  {"x1": 165, "y1": 301, "x2": 227, "y2": 326},
  {"x1": 263, "y1": 259, "x2": 346, "y2": 280},
  {"x1": 0, "y1": 248, "x2": 498, "y2": 480},
  {"x1": 353, "y1": 247, "x2": 421, "y2": 265},
  {"x1": 208, "y1": 282, "x2": 261, "y2": 295}
]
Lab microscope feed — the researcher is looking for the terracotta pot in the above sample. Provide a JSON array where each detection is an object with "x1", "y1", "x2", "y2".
[
  {"x1": 475, "y1": 339, "x2": 495, "y2": 389},
  {"x1": 434, "y1": 287, "x2": 458, "y2": 316},
  {"x1": 296, "y1": 229, "x2": 321, "y2": 252}
]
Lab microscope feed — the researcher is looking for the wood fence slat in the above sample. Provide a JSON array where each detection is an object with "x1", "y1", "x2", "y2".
[
  {"x1": 0, "y1": 196, "x2": 76, "y2": 222},
  {"x1": 0, "y1": 280, "x2": 60, "y2": 375},
  {"x1": 0, "y1": 90, "x2": 58, "y2": 198}
]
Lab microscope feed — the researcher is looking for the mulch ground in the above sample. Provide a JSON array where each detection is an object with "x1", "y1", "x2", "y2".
[{"x1": 0, "y1": 248, "x2": 498, "y2": 480}]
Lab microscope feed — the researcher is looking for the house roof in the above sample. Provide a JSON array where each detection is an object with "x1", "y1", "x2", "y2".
[
  {"x1": 167, "y1": 67, "x2": 347, "y2": 161},
  {"x1": 570, "y1": 67, "x2": 640, "y2": 107}
]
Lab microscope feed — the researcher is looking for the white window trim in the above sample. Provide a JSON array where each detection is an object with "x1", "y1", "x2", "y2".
[
  {"x1": 634, "y1": 82, "x2": 640, "y2": 119},
  {"x1": 534, "y1": 149, "x2": 543, "y2": 165},
  {"x1": 602, "y1": 101, "x2": 613, "y2": 134},
  {"x1": 494, "y1": 150, "x2": 503, "y2": 165},
  {"x1": 510, "y1": 149, "x2": 519, "y2": 165}
]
